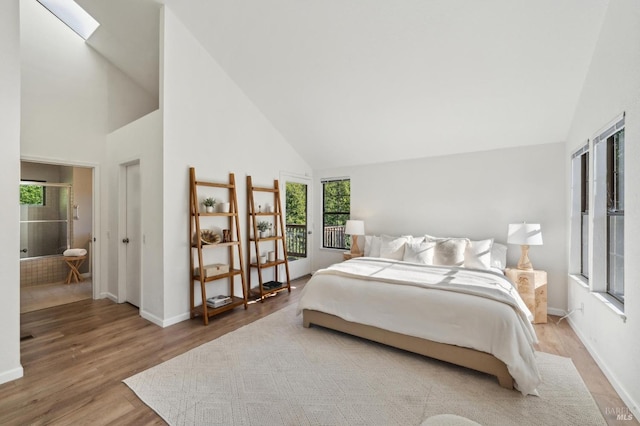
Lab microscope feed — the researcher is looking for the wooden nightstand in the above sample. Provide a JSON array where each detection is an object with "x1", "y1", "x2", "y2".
[
  {"x1": 504, "y1": 268, "x2": 547, "y2": 324},
  {"x1": 343, "y1": 252, "x2": 363, "y2": 260}
]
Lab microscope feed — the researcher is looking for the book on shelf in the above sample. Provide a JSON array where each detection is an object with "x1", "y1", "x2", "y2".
[
  {"x1": 262, "y1": 281, "x2": 283, "y2": 290},
  {"x1": 206, "y1": 295, "x2": 232, "y2": 308}
]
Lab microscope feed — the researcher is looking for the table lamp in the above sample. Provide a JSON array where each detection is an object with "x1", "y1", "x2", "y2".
[
  {"x1": 345, "y1": 220, "x2": 365, "y2": 254},
  {"x1": 507, "y1": 222, "x2": 543, "y2": 270}
]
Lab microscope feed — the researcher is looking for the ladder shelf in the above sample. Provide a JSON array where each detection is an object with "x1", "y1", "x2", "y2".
[{"x1": 189, "y1": 167, "x2": 247, "y2": 325}]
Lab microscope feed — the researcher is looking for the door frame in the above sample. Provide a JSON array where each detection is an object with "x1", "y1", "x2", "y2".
[
  {"x1": 20, "y1": 155, "x2": 100, "y2": 299},
  {"x1": 117, "y1": 159, "x2": 142, "y2": 307},
  {"x1": 280, "y1": 172, "x2": 312, "y2": 279}
]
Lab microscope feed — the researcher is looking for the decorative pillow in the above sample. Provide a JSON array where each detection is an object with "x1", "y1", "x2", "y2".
[
  {"x1": 364, "y1": 235, "x2": 382, "y2": 257},
  {"x1": 490, "y1": 242, "x2": 508, "y2": 270},
  {"x1": 403, "y1": 240, "x2": 436, "y2": 264},
  {"x1": 380, "y1": 235, "x2": 410, "y2": 260},
  {"x1": 433, "y1": 238, "x2": 469, "y2": 266},
  {"x1": 464, "y1": 238, "x2": 494, "y2": 270}
]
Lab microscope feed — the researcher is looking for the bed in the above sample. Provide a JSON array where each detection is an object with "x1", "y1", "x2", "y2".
[{"x1": 297, "y1": 249, "x2": 542, "y2": 395}]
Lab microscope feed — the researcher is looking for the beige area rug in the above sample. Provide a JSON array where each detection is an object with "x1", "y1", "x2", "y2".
[{"x1": 124, "y1": 305, "x2": 606, "y2": 426}]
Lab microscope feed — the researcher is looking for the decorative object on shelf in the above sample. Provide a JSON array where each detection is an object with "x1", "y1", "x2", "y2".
[
  {"x1": 259, "y1": 254, "x2": 267, "y2": 264},
  {"x1": 203, "y1": 197, "x2": 216, "y2": 213},
  {"x1": 268, "y1": 251, "x2": 276, "y2": 262},
  {"x1": 194, "y1": 263, "x2": 229, "y2": 278},
  {"x1": 345, "y1": 219, "x2": 365, "y2": 254},
  {"x1": 507, "y1": 222, "x2": 543, "y2": 270},
  {"x1": 218, "y1": 202, "x2": 230, "y2": 213},
  {"x1": 257, "y1": 220, "x2": 270, "y2": 238},
  {"x1": 222, "y1": 229, "x2": 231, "y2": 243},
  {"x1": 265, "y1": 203, "x2": 273, "y2": 213},
  {"x1": 193, "y1": 229, "x2": 221, "y2": 245},
  {"x1": 206, "y1": 295, "x2": 232, "y2": 308}
]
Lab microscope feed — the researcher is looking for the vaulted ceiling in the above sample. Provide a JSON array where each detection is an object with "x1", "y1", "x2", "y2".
[{"x1": 77, "y1": 0, "x2": 610, "y2": 169}]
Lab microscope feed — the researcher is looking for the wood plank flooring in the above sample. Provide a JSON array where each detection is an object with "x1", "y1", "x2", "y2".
[{"x1": 1, "y1": 276, "x2": 635, "y2": 425}]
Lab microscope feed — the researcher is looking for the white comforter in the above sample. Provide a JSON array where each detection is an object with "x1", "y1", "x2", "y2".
[{"x1": 297, "y1": 257, "x2": 542, "y2": 395}]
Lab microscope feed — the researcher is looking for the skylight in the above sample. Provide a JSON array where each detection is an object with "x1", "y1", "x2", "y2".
[{"x1": 36, "y1": 0, "x2": 100, "y2": 40}]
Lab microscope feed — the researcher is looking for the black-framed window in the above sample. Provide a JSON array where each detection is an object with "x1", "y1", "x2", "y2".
[
  {"x1": 580, "y1": 151, "x2": 589, "y2": 278},
  {"x1": 322, "y1": 178, "x2": 350, "y2": 249},
  {"x1": 606, "y1": 129, "x2": 624, "y2": 302}
]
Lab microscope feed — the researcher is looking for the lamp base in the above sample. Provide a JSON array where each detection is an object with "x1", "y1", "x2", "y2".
[
  {"x1": 517, "y1": 245, "x2": 534, "y2": 270},
  {"x1": 350, "y1": 236, "x2": 361, "y2": 255}
]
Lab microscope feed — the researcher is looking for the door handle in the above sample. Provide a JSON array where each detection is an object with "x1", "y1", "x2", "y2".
[
  {"x1": 122, "y1": 238, "x2": 130, "y2": 244},
  {"x1": 20, "y1": 248, "x2": 27, "y2": 253}
]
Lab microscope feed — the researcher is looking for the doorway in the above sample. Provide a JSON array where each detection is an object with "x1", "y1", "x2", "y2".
[
  {"x1": 119, "y1": 161, "x2": 142, "y2": 307},
  {"x1": 19, "y1": 161, "x2": 95, "y2": 313},
  {"x1": 281, "y1": 173, "x2": 311, "y2": 279}
]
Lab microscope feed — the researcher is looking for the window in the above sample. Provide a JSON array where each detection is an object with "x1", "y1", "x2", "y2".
[
  {"x1": 322, "y1": 178, "x2": 350, "y2": 249},
  {"x1": 571, "y1": 144, "x2": 589, "y2": 279},
  {"x1": 592, "y1": 113, "x2": 625, "y2": 305},
  {"x1": 580, "y1": 150, "x2": 589, "y2": 277},
  {"x1": 20, "y1": 181, "x2": 45, "y2": 205},
  {"x1": 606, "y1": 129, "x2": 624, "y2": 302}
]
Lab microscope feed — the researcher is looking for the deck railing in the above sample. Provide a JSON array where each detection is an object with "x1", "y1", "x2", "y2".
[
  {"x1": 285, "y1": 224, "x2": 307, "y2": 258},
  {"x1": 285, "y1": 224, "x2": 348, "y2": 255},
  {"x1": 323, "y1": 225, "x2": 346, "y2": 249}
]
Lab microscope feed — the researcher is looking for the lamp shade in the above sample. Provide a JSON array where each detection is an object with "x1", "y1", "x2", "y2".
[
  {"x1": 507, "y1": 223, "x2": 543, "y2": 246},
  {"x1": 345, "y1": 220, "x2": 365, "y2": 236}
]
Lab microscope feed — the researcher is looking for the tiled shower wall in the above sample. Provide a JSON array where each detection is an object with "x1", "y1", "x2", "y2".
[{"x1": 20, "y1": 256, "x2": 69, "y2": 287}]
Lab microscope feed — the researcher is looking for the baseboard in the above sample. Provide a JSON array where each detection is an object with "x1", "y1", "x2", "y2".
[
  {"x1": 568, "y1": 317, "x2": 639, "y2": 419},
  {"x1": 140, "y1": 309, "x2": 164, "y2": 327},
  {"x1": 0, "y1": 365, "x2": 23, "y2": 385},
  {"x1": 547, "y1": 307, "x2": 566, "y2": 317},
  {"x1": 159, "y1": 312, "x2": 191, "y2": 328},
  {"x1": 103, "y1": 292, "x2": 118, "y2": 302}
]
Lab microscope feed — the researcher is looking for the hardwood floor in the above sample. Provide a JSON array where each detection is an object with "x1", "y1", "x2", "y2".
[{"x1": 1, "y1": 276, "x2": 635, "y2": 425}]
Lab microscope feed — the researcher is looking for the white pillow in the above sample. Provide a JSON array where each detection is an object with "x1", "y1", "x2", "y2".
[
  {"x1": 403, "y1": 240, "x2": 436, "y2": 264},
  {"x1": 380, "y1": 235, "x2": 410, "y2": 260},
  {"x1": 364, "y1": 235, "x2": 382, "y2": 257},
  {"x1": 490, "y1": 242, "x2": 508, "y2": 270},
  {"x1": 464, "y1": 238, "x2": 494, "y2": 270},
  {"x1": 433, "y1": 238, "x2": 469, "y2": 266}
]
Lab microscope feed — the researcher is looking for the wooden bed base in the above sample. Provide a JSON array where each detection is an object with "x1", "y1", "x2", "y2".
[{"x1": 302, "y1": 309, "x2": 514, "y2": 389}]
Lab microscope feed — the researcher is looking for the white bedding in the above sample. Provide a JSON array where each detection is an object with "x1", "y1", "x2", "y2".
[{"x1": 297, "y1": 257, "x2": 542, "y2": 395}]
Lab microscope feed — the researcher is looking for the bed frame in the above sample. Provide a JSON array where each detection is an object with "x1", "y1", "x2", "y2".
[{"x1": 302, "y1": 309, "x2": 514, "y2": 389}]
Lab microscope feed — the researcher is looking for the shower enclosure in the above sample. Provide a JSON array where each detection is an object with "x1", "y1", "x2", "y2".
[{"x1": 20, "y1": 182, "x2": 73, "y2": 286}]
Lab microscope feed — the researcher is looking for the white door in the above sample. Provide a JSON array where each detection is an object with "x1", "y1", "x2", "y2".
[
  {"x1": 124, "y1": 163, "x2": 142, "y2": 307},
  {"x1": 281, "y1": 173, "x2": 311, "y2": 279}
]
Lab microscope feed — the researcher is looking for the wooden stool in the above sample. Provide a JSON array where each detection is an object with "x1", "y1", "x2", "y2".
[{"x1": 64, "y1": 255, "x2": 86, "y2": 284}]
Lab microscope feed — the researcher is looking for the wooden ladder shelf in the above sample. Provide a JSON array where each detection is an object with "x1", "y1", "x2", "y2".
[
  {"x1": 189, "y1": 168, "x2": 247, "y2": 325},
  {"x1": 246, "y1": 176, "x2": 291, "y2": 301}
]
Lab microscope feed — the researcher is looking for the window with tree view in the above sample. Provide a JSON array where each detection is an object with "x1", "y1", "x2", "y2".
[
  {"x1": 20, "y1": 183, "x2": 45, "y2": 205},
  {"x1": 322, "y1": 178, "x2": 350, "y2": 249}
]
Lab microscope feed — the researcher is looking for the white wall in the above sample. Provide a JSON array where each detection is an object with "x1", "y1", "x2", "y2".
[
  {"x1": 20, "y1": 0, "x2": 157, "y2": 163},
  {"x1": 314, "y1": 142, "x2": 568, "y2": 312},
  {"x1": 565, "y1": 0, "x2": 640, "y2": 416},
  {"x1": 161, "y1": 7, "x2": 312, "y2": 325},
  {"x1": 105, "y1": 110, "x2": 163, "y2": 322},
  {"x1": 0, "y1": 0, "x2": 23, "y2": 385}
]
